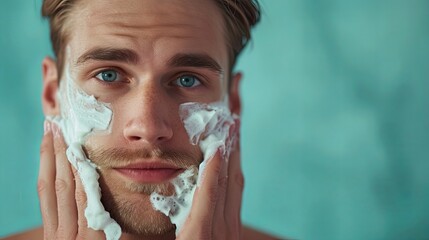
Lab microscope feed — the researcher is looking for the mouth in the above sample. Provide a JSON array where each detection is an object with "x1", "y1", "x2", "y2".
[{"x1": 113, "y1": 162, "x2": 184, "y2": 184}]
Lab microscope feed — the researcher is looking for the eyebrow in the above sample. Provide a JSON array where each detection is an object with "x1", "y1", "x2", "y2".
[
  {"x1": 75, "y1": 48, "x2": 223, "y2": 74},
  {"x1": 75, "y1": 47, "x2": 139, "y2": 66},
  {"x1": 167, "y1": 53, "x2": 223, "y2": 74}
]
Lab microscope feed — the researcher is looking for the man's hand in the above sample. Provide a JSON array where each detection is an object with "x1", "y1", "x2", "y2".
[
  {"x1": 38, "y1": 121, "x2": 105, "y2": 239},
  {"x1": 177, "y1": 120, "x2": 244, "y2": 240}
]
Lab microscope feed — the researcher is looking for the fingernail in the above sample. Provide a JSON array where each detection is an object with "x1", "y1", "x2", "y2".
[
  {"x1": 219, "y1": 147, "x2": 227, "y2": 161},
  {"x1": 52, "y1": 123, "x2": 60, "y2": 139},
  {"x1": 44, "y1": 120, "x2": 51, "y2": 135}
]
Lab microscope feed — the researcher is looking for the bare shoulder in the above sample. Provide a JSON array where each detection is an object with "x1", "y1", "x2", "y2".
[
  {"x1": 1, "y1": 227, "x2": 43, "y2": 240},
  {"x1": 243, "y1": 225, "x2": 285, "y2": 240}
]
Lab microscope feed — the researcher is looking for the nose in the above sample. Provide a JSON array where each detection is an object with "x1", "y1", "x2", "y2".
[{"x1": 122, "y1": 82, "x2": 174, "y2": 145}]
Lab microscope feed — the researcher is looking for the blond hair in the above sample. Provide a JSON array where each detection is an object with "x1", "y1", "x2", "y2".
[{"x1": 42, "y1": 0, "x2": 261, "y2": 77}]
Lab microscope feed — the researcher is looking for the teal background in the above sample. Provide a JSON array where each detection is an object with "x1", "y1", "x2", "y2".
[{"x1": 1, "y1": 0, "x2": 428, "y2": 239}]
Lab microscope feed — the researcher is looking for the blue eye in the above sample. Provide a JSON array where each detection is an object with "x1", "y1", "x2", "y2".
[
  {"x1": 176, "y1": 75, "x2": 201, "y2": 88},
  {"x1": 96, "y1": 70, "x2": 120, "y2": 82}
]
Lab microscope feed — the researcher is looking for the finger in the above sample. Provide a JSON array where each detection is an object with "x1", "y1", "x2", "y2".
[
  {"x1": 224, "y1": 119, "x2": 244, "y2": 235},
  {"x1": 180, "y1": 149, "x2": 224, "y2": 237},
  {"x1": 63, "y1": 145, "x2": 88, "y2": 230},
  {"x1": 72, "y1": 164, "x2": 106, "y2": 239},
  {"x1": 52, "y1": 123, "x2": 78, "y2": 237},
  {"x1": 212, "y1": 120, "x2": 237, "y2": 231},
  {"x1": 215, "y1": 151, "x2": 229, "y2": 214},
  {"x1": 73, "y1": 167, "x2": 89, "y2": 232},
  {"x1": 38, "y1": 120, "x2": 58, "y2": 238},
  {"x1": 212, "y1": 149, "x2": 229, "y2": 239}
]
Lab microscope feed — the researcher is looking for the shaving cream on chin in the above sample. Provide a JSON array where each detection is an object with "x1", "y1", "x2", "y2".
[
  {"x1": 47, "y1": 64, "x2": 122, "y2": 240},
  {"x1": 150, "y1": 100, "x2": 238, "y2": 235}
]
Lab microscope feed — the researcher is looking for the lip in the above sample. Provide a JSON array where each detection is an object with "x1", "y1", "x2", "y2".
[{"x1": 113, "y1": 162, "x2": 183, "y2": 184}]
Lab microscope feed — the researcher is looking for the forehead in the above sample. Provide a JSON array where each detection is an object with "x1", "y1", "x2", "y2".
[{"x1": 65, "y1": 0, "x2": 228, "y2": 69}]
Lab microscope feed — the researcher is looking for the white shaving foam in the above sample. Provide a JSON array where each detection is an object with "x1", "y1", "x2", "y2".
[
  {"x1": 150, "y1": 100, "x2": 238, "y2": 235},
  {"x1": 48, "y1": 64, "x2": 122, "y2": 240}
]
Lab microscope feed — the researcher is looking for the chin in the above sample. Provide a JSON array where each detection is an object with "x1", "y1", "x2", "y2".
[{"x1": 98, "y1": 172, "x2": 176, "y2": 236}]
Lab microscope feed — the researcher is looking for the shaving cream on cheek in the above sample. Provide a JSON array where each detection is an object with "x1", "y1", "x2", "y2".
[
  {"x1": 150, "y1": 100, "x2": 238, "y2": 235},
  {"x1": 48, "y1": 65, "x2": 122, "y2": 240},
  {"x1": 181, "y1": 101, "x2": 238, "y2": 185}
]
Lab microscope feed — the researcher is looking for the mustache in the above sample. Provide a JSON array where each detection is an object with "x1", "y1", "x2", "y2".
[{"x1": 83, "y1": 146, "x2": 202, "y2": 169}]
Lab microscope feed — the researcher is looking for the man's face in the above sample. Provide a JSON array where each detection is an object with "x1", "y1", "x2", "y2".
[{"x1": 60, "y1": 0, "x2": 232, "y2": 237}]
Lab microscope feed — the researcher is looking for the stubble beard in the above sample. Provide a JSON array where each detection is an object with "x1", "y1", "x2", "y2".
[
  {"x1": 98, "y1": 174, "x2": 176, "y2": 236},
  {"x1": 84, "y1": 145, "x2": 202, "y2": 237}
]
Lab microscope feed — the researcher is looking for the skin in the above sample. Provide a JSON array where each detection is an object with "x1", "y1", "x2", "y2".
[{"x1": 3, "y1": 0, "x2": 280, "y2": 239}]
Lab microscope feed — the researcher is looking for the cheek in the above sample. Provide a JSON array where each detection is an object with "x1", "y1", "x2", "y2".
[{"x1": 58, "y1": 71, "x2": 113, "y2": 145}]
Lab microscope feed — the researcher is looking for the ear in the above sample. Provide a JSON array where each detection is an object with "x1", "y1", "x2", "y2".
[
  {"x1": 41, "y1": 57, "x2": 60, "y2": 116},
  {"x1": 229, "y1": 72, "x2": 242, "y2": 115}
]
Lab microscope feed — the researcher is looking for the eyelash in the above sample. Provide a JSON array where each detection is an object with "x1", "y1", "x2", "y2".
[
  {"x1": 91, "y1": 68, "x2": 208, "y2": 89},
  {"x1": 92, "y1": 67, "x2": 128, "y2": 86},
  {"x1": 174, "y1": 73, "x2": 204, "y2": 87}
]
